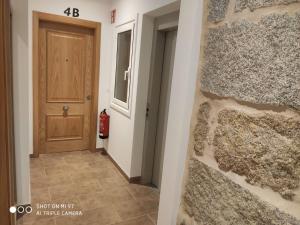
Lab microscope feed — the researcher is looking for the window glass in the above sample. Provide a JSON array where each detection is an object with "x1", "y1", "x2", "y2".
[{"x1": 114, "y1": 30, "x2": 132, "y2": 103}]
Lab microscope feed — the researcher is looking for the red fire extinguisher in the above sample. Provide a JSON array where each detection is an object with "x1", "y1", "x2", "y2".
[{"x1": 99, "y1": 109, "x2": 110, "y2": 139}]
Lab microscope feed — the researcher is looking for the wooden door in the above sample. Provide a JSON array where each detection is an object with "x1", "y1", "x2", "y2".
[
  {"x1": 0, "y1": 0, "x2": 16, "y2": 224},
  {"x1": 38, "y1": 21, "x2": 94, "y2": 154}
]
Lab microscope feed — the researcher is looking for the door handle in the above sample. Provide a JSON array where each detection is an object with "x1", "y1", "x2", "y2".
[
  {"x1": 124, "y1": 68, "x2": 131, "y2": 81},
  {"x1": 146, "y1": 103, "x2": 150, "y2": 118},
  {"x1": 63, "y1": 105, "x2": 69, "y2": 117}
]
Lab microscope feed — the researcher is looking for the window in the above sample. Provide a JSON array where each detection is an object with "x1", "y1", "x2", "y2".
[{"x1": 111, "y1": 20, "x2": 136, "y2": 117}]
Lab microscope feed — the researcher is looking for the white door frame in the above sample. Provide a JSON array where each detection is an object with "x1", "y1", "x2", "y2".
[{"x1": 157, "y1": 1, "x2": 204, "y2": 225}]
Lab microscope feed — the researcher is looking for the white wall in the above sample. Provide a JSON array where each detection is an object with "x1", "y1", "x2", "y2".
[
  {"x1": 27, "y1": 0, "x2": 113, "y2": 154},
  {"x1": 11, "y1": 0, "x2": 31, "y2": 205},
  {"x1": 108, "y1": 0, "x2": 177, "y2": 177}
]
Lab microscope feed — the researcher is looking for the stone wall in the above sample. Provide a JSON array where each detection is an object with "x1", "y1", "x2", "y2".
[
  {"x1": 181, "y1": 160, "x2": 300, "y2": 225},
  {"x1": 177, "y1": 0, "x2": 300, "y2": 224},
  {"x1": 235, "y1": 0, "x2": 300, "y2": 12},
  {"x1": 214, "y1": 110, "x2": 300, "y2": 200},
  {"x1": 201, "y1": 13, "x2": 300, "y2": 109}
]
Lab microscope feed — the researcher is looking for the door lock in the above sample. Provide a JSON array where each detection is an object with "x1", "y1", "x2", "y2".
[{"x1": 63, "y1": 105, "x2": 69, "y2": 117}]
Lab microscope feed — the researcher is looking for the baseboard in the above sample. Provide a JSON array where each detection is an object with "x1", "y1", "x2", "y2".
[
  {"x1": 99, "y1": 148, "x2": 141, "y2": 184},
  {"x1": 32, "y1": 149, "x2": 99, "y2": 157},
  {"x1": 129, "y1": 176, "x2": 142, "y2": 184},
  {"x1": 96, "y1": 147, "x2": 107, "y2": 155}
]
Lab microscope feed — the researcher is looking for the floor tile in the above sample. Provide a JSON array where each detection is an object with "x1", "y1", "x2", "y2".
[
  {"x1": 49, "y1": 183, "x2": 79, "y2": 200},
  {"x1": 55, "y1": 206, "x2": 121, "y2": 225},
  {"x1": 41, "y1": 157, "x2": 66, "y2": 168},
  {"x1": 30, "y1": 176, "x2": 49, "y2": 189},
  {"x1": 46, "y1": 173, "x2": 74, "y2": 187},
  {"x1": 88, "y1": 159, "x2": 115, "y2": 169},
  {"x1": 126, "y1": 184, "x2": 159, "y2": 199},
  {"x1": 30, "y1": 167, "x2": 46, "y2": 178},
  {"x1": 113, "y1": 198, "x2": 148, "y2": 220},
  {"x1": 20, "y1": 206, "x2": 56, "y2": 225},
  {"x1": 101, "y1": 186, "x2": 134, "y2": 204},
  {"x1": 113, "y1": 215, "x2": 155, "y2": 225},
  {"x1": 27, "y1": 151, "x2": 159, "y2": 225},
  {"x1": 73, "y1": 179, "x2": 103, "y2": 195},
  {"x1": 77, "y1": 191, "x2": 114, "y2": 211},
  {"x1": 135, "y1": 195, "x2": 159, "y2": 212},
  {"x1": 21, "y1": 217, "x2": 55, "y2": 225},
  {"x1": 31, "y1": 187, "x2": 51, "y2": 203},
  {"x1": 97, "y1": 176, "x2": 128, "y2": 191},
  {"x1": 30, "y1": 158, "x2": 44, "y2": 169},
  {"x1": 148, "y1": 211, "x2": 158, "y2": 224}
]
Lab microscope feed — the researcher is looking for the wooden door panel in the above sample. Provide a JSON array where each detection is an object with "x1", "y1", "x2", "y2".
[
  {"x1": 47, "y1": 31, "x2": 86, "y2": 102},
  {"x1": 46, "y1": 115, "x2": 84, "y2": 141},
  {"x1": 46, "y1": 103, "x2": 85, "y2": 113},
  {"x1": 38, "y1": 20, "x2": 94, "y2": 154}
]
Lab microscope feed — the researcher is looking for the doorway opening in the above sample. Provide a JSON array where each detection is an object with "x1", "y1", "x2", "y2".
[{"x1": 142, "y1": 11, "x2": 179, "y2": 190}]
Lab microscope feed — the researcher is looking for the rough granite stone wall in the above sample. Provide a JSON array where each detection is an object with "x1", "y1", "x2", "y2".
[
  {"x1": 214, "y1": 110, "x2": 300, "y2": 200},
  {"x1": 201, "y1": 13, "x2": 300, "y2": 109},
  {"x1": 179, "y1": 160, "x2": 300, "y2": 225},
  {"x1": 193, "y1": 103, "x2": 210, "y2": 156},
  {"x1": 178, "y1": 0, "x2": 300, "y2": 224},
  {"x1": 208, "y1": 0, "x2": 230, "y2": 22},
  {"x1": 235, "y1": 0, "x2": 300, "y2": 12}
]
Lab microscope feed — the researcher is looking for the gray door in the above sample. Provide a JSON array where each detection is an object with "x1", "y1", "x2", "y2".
[{"x1": 152, "y1": 29, "x2": 177, "y2": 189}]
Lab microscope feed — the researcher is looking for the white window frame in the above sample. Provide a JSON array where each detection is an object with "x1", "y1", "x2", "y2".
[{"x1": 110, "y1": 19, "x2": 136, "y2": 117}]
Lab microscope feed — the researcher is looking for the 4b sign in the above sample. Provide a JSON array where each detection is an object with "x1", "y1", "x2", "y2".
[{"x1": 64, "y1": 8, "x2": 79, "y2": 17}]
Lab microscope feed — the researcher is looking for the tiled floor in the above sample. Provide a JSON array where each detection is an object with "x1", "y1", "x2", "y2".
[{"x1": 18, "y1": 150, "x2": 159, "y2": 225}]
